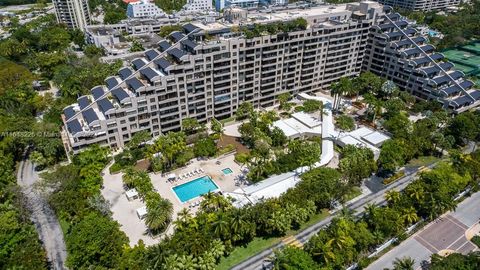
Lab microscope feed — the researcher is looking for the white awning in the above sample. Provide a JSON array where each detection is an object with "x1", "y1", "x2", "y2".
[
  {"x1": 125, "y1": 188, "x2": 138, "y2": 200},
  {"x1": 136, "y1": 206, "x2": 147, "y2": 219}
]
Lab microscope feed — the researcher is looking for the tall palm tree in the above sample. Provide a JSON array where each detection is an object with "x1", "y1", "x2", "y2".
[
  {"x1": 212, "y1": 213, "x2": 230, "y2": 239},
  {"x1": 174, "y1": 208, "x2": 192, "y2": 231},
  {"x1": 393, "y1": 256, "x2": 415, "y2": 270},
  {"x1": 401, "y1": 207, "x2": 419, "y2": 225},
  {"x1": 145, "y1": 198, "x2": 173, "y2": 234}
]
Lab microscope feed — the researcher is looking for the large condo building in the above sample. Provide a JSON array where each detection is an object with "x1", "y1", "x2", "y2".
[
  {"x1": 376, "y1": 0, "x2": 461, "y2": 11},
  {"x1": 61, "y1": 1, "x2": 480, "y2": 152},
  {"x1": 52, "y1": 0, "x2": 91, "y2": 29}
]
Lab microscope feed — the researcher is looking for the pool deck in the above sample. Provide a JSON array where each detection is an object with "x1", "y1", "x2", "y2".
[{"x1": 101, "y1": 153, "x2": 247, "y2": 246}]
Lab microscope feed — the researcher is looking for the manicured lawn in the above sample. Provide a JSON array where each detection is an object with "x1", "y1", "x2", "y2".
[
  {"x1": 216, "y1": 237, "x2": 281, "y2": 270},
  {"x1": 342, "y1": 186, "x2": 362, "y2": 202},
  {"x1": 216, "y1": 210, "x2": 329, "y2": 270},
  {"x1": 406, "y1": 156, "x2": 440, "y2": 167}
]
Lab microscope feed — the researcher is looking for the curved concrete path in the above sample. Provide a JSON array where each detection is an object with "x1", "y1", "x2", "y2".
[
  {"x1": 17, "y1": 158, "x2": 67, "y2": 269},
  {"x1": 296, "y1": 92, "x2": 335, "y2": 173}
]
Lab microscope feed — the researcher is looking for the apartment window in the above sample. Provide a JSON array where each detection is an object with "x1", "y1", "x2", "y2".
[
  {"x1": 120, "y1": 120, "x2": 126, "y2": 124},
  {"x1": 122, "y1": 127, "x2": 127, "y2": 131}
]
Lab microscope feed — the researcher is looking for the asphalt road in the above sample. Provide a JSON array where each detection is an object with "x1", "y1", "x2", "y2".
[
  {"x1": 231, "y1": 166, "x2": 429, "y2": 270},
  {"x1": 17, "y1": 158, "x2": 67, "y2": 270},
  {"x1": 367, "y1": 191, "x2": 480, "y2": 270}
]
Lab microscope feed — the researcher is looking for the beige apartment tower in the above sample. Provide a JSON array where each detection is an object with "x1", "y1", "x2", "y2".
[{"x1": 52, "y1": 0, "x2": 91, "y2": 30}]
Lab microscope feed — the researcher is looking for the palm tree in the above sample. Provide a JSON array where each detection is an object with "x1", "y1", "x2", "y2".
[
  {"x1": 401, "y1": 207, "x2": 419, "y2": 225},
  {"x1": 393, "y1": 256, "x2": 415, "y2": 270},
  {"x1": 385, "y1": 190, "x2": 401, "y2": 206},
  {"x1": 145, "y1": 198, "x2": 173, "y2": 234},
  {"x1": 313, "y1": 240, "x2": 336, "y2": 266},
  {"x1": 331, "y1": 78, "x2": 353, "y2": 112},
  {"x1": 229, "y1": 209, "x2": 247, "y2": 242},
  {"x1": 122, "y1": 166, "x2": 137, "y2": 188},
  {"x1": 174, "y1": 208, "x2": 192, "y2": 231},
  {"x1": 211, "y1": 213, "x2": 230, "y2": 239}
]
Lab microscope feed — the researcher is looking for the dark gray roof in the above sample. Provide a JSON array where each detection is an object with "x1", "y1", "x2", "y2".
[
  {"x1": 387, "y1": 13, "x2": 400, "y2": 20},
  {"x1": 170, "y1": 31, "x2": 185, "y2": 42},
  {"x1": 154, "y1": 58, "x2": 171, "y2": 70},
  {"x1": 440, "y1": 80, "x2": 474, "y2": 97},
  {"x1": 168, "y1": 48, "x2": 187, "y2": 60},
  {"x1": 181, "y1": 39, "x2": 197, "y2": 50},
  {"x1": 82, "y1": 108, "x2": 98, "y2": 125},
  {"x1": 472, "y1": 90, "x2": 480, "y2": 100},
  {"x1": 461, "y1": 80, "x2": 474, "y2": 89},
  {"x1": 412, "y1": 53, "x2": 443, "y2": 66},
  {"x1": 404, "y1": 47, "x2": 421, "y2": 57},
  {"x1": 158, "y1": 40, "x2": 171, "y2": 51},
  {"x1": 140, "y1": 67, "x2": 159, "y2": 81},
  {"x1": 145, "y1": 49, "x2": 159, "y2": 61},
  {"x1": 66, "y1": 119, "x2": 82, "y2": 135},
  {"x1": 387, "y1": 28, "x2": 415, "y2": 38},
  {"x1": 119, "y1": 68, "x2": 133, "y2": 80},
  {"x1": 112, "y1": 88, "x2": 130, "y2": 102},
  {"x1": 394, "y1": 36, "x2": 425, "y2": 48},
  {"x1": 183, "y1": 23, "x2": 199, "y2": 33},
  {"x1": 422, "y1": 65, "x2": 440, "y2": 76},
  {"x1": 441, "y1": 85, "x2": 461, "y2": 97},
  {"x1": 440, "y1": 62, "x2": 454, "y2": 71},
  {"x1": 78, "y1": 96, "x2": 91, "y2": 110},
  {"x1": 132, "y1": 59, "x2": 146, "y2": 70},
  {"x1": 126, "y1": 77, "x2": 144, "y2": 91},
  {"x1": 106, "y1": 77, "x2": 118, "y2": 90},
  {"x1": 64, "y1": 106, "x2": 76, "y2": 120},
  {"x1": 404, "y1": 45, "x2": 433, "y2": 57},
  {"x1": 452, "y1": 95, "x2": 471, "y2": 107},
  {"x1": 92, "y1": 86, "x2": 105, "y2": 99},
  {"x1": 97, "y1": 98, "x2": 114, "y2": 113},
  {"x1": 421, "y1": 45, "x2": 434, "y2": 52},
  {"x1": 432, "y1": 70, "x2": 463, "y2": 85},
  {"x1": 380, "y1": 20, "x2": 407, "y2": 30},
  {"x1": 422, "y1": 62, "x2": 453, "y2": 76}
]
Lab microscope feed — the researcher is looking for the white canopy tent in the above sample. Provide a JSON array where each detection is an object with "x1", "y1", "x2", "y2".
[
  {"x1": 125, "y1": 188, "x2": 139, "y2": 201},
  {"x1": 136, "y1": 206, "x2": 147, "y2": 219}
]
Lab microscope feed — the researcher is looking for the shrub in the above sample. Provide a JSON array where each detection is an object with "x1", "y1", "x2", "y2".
[
  {"x1": 383, "y1": 170, "x2": 406, "y2": 185},
  {"x1": 471, "y1": 235, "x2": 480, "y2": 248}
]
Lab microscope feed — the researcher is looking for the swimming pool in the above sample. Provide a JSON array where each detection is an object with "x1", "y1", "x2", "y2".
[
  {"x1": 173, "y1": 176, "x2": 219, "y2": 203},
  {"x1": 222, "y1": 168, "x2": 233, "y2": 175}
]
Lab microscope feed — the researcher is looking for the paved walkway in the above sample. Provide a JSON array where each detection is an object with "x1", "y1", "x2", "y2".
[
  {"x1": 17, "y1": 159, "x2": 67, "y2": 270},
  {"x1": 367, "y1": 192, "x2": 480, "y2": 270}
]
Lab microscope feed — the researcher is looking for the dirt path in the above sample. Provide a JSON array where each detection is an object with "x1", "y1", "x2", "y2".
[{"x1": 17, "y1": 158, "x2": 67, "y2": 270}]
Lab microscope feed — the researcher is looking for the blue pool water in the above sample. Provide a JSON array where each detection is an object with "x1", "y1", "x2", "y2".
[
  {"x1": 222, "y1": 168, "x2": 233, "y2": 175},
  {"x1": 173, "y1": 176, "x2": 219, "y2": 202}
]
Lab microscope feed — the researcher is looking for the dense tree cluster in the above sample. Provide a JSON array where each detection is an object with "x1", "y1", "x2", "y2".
[
  {"x1": 400, "y1": 0, "x2": 480, "y2": 49},
  {"x1": 0, "y1": 154, "x2": 47, "y2": 269},
  {"x1": 430, "y1": 252, "x2": 480, "y2": 270},
  {"x1": 237, "y1": 106, "x2": 325, "y2": 182},
  {"x1": 141, "y1": 166, "x2": 349, "y2": 269},
  {"x1": 41, "y1": 145, "x2": 130, "y2": 269},
  {"x1": 278, "y1": 156, "x2": 478, "y2": 269},
  {"x1": 241, "y1": 18, "x2": 308, "y2": 39},
  {"x1": 154, "y1": 0, "x2": 186, "y2": 14}
]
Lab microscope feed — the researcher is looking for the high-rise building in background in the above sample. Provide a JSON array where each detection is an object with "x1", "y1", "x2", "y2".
[
  {"x1": 52, "y1": 0, "x2": 91, "y2": 30},
  {"x1": 127, "y1": 0, "x2": 165, "y2": 18},
  {"x1": 376, "y1": 0, "x2": 461, "y2": 11}
]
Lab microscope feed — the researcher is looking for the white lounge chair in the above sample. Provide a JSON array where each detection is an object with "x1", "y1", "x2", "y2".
[{"x1": 199, "y1": 168, "x2": 205, "y2": 173}]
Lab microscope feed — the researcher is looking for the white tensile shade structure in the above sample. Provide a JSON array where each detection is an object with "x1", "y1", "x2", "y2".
[
  {"x1": 136, "y1": 206, "x2": 147, "y2": 219},
  {"x1": 167, "y1": 173, "x2": 176, "y2": 181},
  {"x1": 125, "y1": 188, "x2": 139, "y2": 201}
]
